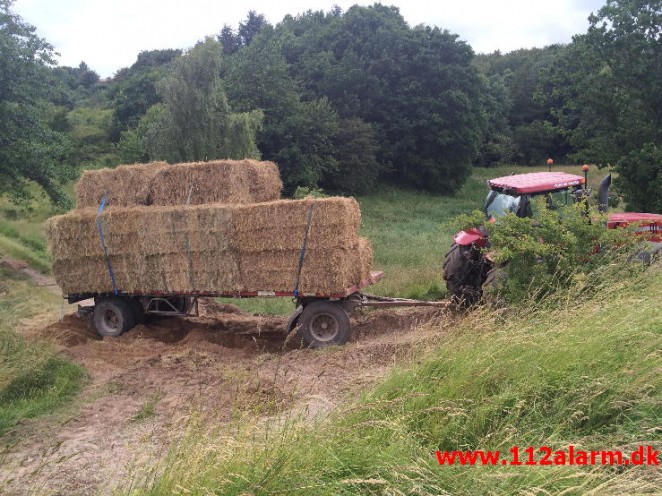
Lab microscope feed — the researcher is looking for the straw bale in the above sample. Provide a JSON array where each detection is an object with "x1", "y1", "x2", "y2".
[
  {"x1": 52, "y1": 251, "x2": 240, "y2": 295},
  {"x1": 233, "y1": 197, "x2": 361, "y2": 252},
  {"x1": 238, "y1": 240, "x2": 372, "y2": 294},
  {"x1": 75, "y1": 162, "x2": 168, "y2": 208},
  {"x1": 246, "y1": 161, "x2": 284, "y2": 203},
  {"x1": 355, "y1": 237, "x2": 373, "y2": 284},
  {"x1": 74, "y1": 159, "x2": 282, "y2": 209},
  {"x1": 48, "y1": 196, "x2": 372, "y2": 296},
  {"x1": 149, "y1": 160, "x2": 282, "y2": 206},
  {"x1": 45, "y1": 205, "x2": 237, "y2": 259}
]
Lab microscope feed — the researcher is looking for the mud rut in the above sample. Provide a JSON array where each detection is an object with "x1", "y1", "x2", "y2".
[{"x1": 0, "y1": 298, "x2": 452, "y2": 495}]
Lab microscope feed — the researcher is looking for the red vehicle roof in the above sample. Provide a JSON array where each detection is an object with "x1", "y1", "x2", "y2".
[{"x1": 488, "y1": 172, "x2": 585, "y2": 195}]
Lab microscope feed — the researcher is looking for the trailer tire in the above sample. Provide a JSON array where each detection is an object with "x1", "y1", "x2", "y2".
[
  {"x1": 165, "y1": 296, "x2": 193, "y2": 314},
  {"x1": 129, "y1": 298, "x2": 145, "y2": 325},
  {"x1": 93, "y1": 297, "x2": 136, "y2": 337},
  {"x1": 297, "y1": 301, "x2": 351, "y2": 348}
]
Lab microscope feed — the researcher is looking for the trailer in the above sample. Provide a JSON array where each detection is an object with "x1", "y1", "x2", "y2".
[{"x1": 68, "y1": 271, "x2": 449, "y2": 348}]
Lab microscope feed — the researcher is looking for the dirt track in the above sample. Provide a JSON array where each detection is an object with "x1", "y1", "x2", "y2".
[{"x1": 0, "y1": 298, "x2": 452, "y2": 495}]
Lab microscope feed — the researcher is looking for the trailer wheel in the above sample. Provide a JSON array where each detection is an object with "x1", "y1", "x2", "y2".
[
  {"x1": 93, "y1": 297, "x2": 136, "y2": 337},
  {"x1": 129, "y1": 298, "x2": 145, "y2": 324},
  {"x1": 164, "y1": 296, "x2": 193, "y2": 314},
  {"x1": 297, "y1": 301, "x2": 350, "y2": 348}
]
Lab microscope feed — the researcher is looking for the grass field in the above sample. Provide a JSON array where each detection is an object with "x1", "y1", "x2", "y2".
[
  {"x1": 1, "y1": 164, "x2": 657, "y2": 495},
  {"x1": 0, "y1": 269, "x2": 85, "y2": 436},
  {"x1": 130, "y1": 260, "x2": 661, "y2": 495}
]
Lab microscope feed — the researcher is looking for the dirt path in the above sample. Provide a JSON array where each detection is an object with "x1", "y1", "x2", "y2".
[
  {"x1": 0, "y1": 257, "x2": 59, "y2": 294},
  {"x1": 0, "y1": 297, "x2": 453, "y2": 495}
]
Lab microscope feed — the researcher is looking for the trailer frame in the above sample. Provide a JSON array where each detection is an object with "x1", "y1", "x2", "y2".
[{"x1": 72, "y1": 271, "x2": 449, "y2": 348}]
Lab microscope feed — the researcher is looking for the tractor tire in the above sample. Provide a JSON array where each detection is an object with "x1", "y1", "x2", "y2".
[
  {"x1": 482, "y1": 267, "x2": 507, "y2": 308},
  {"x1": 297, "y1": 301, "x2": 351, "y2": 348},
  {"x1": 93, "y1": 297, "x2": 136, "y2": 337},
  {"x1": 443, "y1": 243, "x2": 489, "y2": 306},
  {"x1": 630, "y1": 242, "x2": 661, "y2": 265}
]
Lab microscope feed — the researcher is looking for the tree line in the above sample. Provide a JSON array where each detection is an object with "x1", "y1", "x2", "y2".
[{"x1": 1, "y1": 0, "x2": 660, "y2": 212}]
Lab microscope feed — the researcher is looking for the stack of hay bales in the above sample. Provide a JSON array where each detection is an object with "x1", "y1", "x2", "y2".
[{"x1": 47, "y1": 160, "x2": 373, "y2": 296}]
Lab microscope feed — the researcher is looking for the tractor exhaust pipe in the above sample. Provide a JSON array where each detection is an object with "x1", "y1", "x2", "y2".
[{"x1": 597, "y1": 174, "x2": 611, "y2": 213}]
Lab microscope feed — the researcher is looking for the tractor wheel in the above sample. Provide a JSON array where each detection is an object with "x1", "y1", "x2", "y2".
[
  {"x1": 443, "y1": 243, "x2": 489, "y2": 306},
  {"x1": 482, "y1": 267, "x2": 507, "y2": 308},
  {"x1": 297, "y1": 301, "x2": 351, "y2": 348},
  {"x1": 93, "y1": 297, "x2": 136, "y2": 337},
  {"x1": 630, "y1": 242, "x2": 661, "y2": 265}
]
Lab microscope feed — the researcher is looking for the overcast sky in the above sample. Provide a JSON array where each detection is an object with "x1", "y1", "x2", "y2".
[{"x1": 14, "y1": 0, "x2": 606, "y2": 78}]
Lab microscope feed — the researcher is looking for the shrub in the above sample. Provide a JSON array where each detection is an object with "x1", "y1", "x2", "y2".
[{"x1": 485, "y1": 198, "x2": 637, "y2": 303}]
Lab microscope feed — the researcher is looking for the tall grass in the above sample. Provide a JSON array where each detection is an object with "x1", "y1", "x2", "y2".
[
  {"x1": 0, "y1": 186, "x2": 65, "y2": 274},
  {"x1": 0, "y1": 269, "x2": 85, "y2": 436},
  {"x1": 128, "y1": 260, "x2": 661, "y2": 495}
]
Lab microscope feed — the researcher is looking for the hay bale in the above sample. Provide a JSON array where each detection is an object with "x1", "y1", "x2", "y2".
[
  {"x1": 74, "y1": 160, "x2": 282, "y2": 209},
  {"x1": 47, "y1": 197, "x2": 372, "y2": 296},
  {"x1": 355, "y1": 237, "x2": 374, "y2": 284},
  {"x1": 75, "y1": 162, "x2": 168, "y2": 208},
  {"x1": 238, "y1": 246, "x2": 362, "y2": 294},
  {"x1": 233, "y1": 197, "x2": 361, "y2": 252},
  {"x1": 149, "y1": 160, "x2": 282, "y2": 206}
]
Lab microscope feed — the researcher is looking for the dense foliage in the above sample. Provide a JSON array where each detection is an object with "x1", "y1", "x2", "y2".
[
  {"x1": 1, "y1": 0, "x2": 660, "y2": 211},
  {"x1": 542, "y1": 0, "x2": 662, "y2": 211},
  {"x1": 484, "y1": 199, "x2": 636, "y2": 303},
  {"x1": 0, "y1": 0, "x2": 77, "y2": 206}
]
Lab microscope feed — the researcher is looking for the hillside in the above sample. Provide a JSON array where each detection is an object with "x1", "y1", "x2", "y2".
[
  {"x1": 0, "y1": 165, "x2": 659, "y2": 493},
  {"x1": 133, "y1": 260, "x2": 661, "y2": 495}
]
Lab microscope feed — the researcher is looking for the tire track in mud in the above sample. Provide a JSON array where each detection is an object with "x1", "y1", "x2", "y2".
[{"x1": 1, "y1": 298, "x2": 453, "y2": 495}]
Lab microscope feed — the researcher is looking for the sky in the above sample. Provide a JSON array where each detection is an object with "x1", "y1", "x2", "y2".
[{"x1": 14, "y1": 0, "x2": 606, "y2": 79}]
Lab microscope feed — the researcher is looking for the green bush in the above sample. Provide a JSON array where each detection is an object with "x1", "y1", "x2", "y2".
[{"x1": 485, "y1": 198, "x2": 636, "y2": 303}]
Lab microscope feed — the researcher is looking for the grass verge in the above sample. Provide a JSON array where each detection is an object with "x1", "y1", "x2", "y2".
[
  {"x1": 0, "y1": 269, "x2": 85, "y2": 436},
  {"x1": 0, "y1": 188, "x2": 63, "y2": 274},
  {"x1": 128, "y1": 260, "x2": 661, "y2": 495}
]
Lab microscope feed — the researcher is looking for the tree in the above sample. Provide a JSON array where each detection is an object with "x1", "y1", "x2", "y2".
[
  {"x1": 473, "y1": 72, "x2": 515, "y2": 167},
  {"x1": 144, "y1": 37, "x2": 262, "y2": 163},
  {"x1": 238, "y1": 11, "x2": 267, "y2": 46},
  {"x1": 108, "y1": 49, "x2": 181, "y2": 140},
  {"x1": 0, "y1": 0, "x2": 75, "y2": 205},
  {"x1": 218, "y1": 24, "x2": 240, "y2": 55},
  {"x1": 322, "y1": 117, "x2": 379, "y2": 194},
  {"x1": 225, "y1": 26, "x2": 331, "y2": 191},
  {"x1": 475, "y1": 45, "x2": 570, "y2": 165},
  {"x1": 66, "y1": 107, "x2": 114, "y2": 166},
  {"x1": 543, "y1": 0, "x2": 662, "y2": 211},
  {"x1": 276, "y1": 5, "x2": 487, "y2": 194},
  {"x1": 225, "y1": 25, "x2": 380, "y2": 194}
]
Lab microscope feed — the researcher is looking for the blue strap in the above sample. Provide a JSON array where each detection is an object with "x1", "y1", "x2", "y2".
[
  {"x1": 293, "y1": 204, "x2": 315, "y2": 297},
  {"x1": 96, "y1": 196, "x2": 119, "y2": 295}
]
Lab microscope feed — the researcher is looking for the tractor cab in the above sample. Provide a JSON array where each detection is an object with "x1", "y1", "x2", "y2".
[
  {"x1": 483, "y1": 172, "x2": 585, "y2": 220},
  {"x1": 444, "y1": 167, "x2": 661, "y2": 304}
]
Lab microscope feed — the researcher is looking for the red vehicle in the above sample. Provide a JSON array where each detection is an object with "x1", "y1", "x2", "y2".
[{"x1": 443, "y1": 169, "x2": 662, "y2": 303}]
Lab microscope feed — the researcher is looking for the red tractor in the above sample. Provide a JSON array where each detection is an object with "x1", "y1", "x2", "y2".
[{"x1": 443, "y1": 169, "x2": 662, "y2": 303}]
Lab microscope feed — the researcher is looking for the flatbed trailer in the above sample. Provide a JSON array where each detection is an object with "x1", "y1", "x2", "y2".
[{"x1": 68, "y1": 271, "x2": 448, "y2": 348}]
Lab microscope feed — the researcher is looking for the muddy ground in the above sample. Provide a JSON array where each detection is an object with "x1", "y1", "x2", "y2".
[{"x1": 0, "y1": 298, "x2": 454, "y2": 495}]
